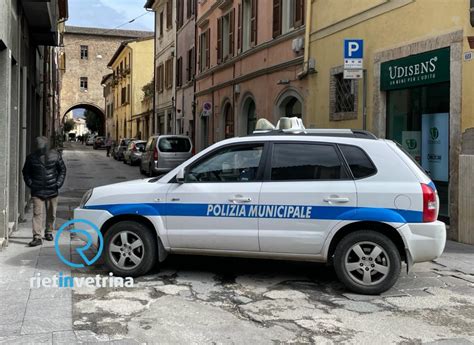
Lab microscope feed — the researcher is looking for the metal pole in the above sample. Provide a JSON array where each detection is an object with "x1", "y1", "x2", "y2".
[{"x1": 362, "y1": 68, "x2": 367, "y2": 130}]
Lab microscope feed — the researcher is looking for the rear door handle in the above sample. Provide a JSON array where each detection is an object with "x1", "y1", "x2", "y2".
[
  {"x1": 323, "y1": 197, "x2": 349, "y2": 204},
  {"x1": 229, "y1": 196, "x2": 252, "y2": 204}
]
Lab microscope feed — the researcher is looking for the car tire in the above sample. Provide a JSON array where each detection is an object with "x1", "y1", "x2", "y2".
[
  {"x1": 148, "y1": 164, "x2": 153, "y2": 177},
  {"x1": 333, "y1": 230, "x2": 401, "y2": 295},
  {"x1": 104, "y1": 221, "x2": 158, "y2": 277}
]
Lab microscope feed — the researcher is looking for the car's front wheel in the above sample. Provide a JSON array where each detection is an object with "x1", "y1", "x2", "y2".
[
  {"x1": 104, "y1": 221, "x2": 158, "y2": 277},
  {"x1": 333, "y1": 230, "x2": 401, "y2": 295}
]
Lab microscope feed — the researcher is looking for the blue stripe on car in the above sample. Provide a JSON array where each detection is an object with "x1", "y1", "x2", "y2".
[{"x1": 85, "y1": 203, "x2": 423, "y2": 223}]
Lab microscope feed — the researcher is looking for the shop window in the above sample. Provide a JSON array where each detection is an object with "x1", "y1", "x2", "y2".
[
  {"x1": 386, "y1": 82, "x2": 450, "y2": 218},
  {"x1": 329, "y1": 66, "x2": 358, "y2": 121}
]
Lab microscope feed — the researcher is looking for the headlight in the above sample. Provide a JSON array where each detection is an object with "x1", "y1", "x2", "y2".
[{"x1": 79, "y1": 189, "x2": 93, "y2": 208}]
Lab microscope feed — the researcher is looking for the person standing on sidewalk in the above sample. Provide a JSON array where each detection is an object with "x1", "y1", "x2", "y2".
[
  {"x1": 22, "y1": 136, "x2": 67, "y2": 247},
  {"x1": 105, "y1": 135, "x2": 112, "y2": 157}
]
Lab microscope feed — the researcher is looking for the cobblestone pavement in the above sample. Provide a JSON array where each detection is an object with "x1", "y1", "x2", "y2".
[{"x1": 0, "y1": 143, "x2": 473, "y2": 344}]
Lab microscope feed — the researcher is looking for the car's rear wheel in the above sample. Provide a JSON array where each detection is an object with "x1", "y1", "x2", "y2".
[
  {"x1": 148, "y1": 164, "x2": 153, "y2": 177},
  {"x1": 333, "y1": 230, "x2": 401, "y2": 295},
  {"x1": 104, "y1": 221, "x2": 158, "y2": 277}
]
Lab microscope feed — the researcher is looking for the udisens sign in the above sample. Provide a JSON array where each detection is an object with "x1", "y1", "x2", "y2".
[{"x1": 381, "y1": 48, "x2": 450, "y2": 91}]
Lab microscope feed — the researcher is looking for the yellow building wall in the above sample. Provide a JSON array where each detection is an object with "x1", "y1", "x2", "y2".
[
  {"x1": 129, "y1": 38, "x2": 154, "y2": 138},
  {"x1": 110, "y1": 46, "x2": 132, "y2": 139},
  {"x1": 110, "y1": 38, "x2": 154, "y2": 140},
  {"x1": 307, "y1": 0, "x2": 474, "y2": 132}
]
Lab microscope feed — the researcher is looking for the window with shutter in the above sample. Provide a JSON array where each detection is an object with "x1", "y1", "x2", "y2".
[
  {"x1": 177, "y1": 57, "x2": 183, "y2": 87},
  {"x1": 237, "y1": 3, "x2": 242, "y2": 52},
  {"x1": 294, "y1": 0, "x2": 304, "y2": 28},
  {"x1": 229, "y1": 9, "x2": 235, "y2": 56},
  {"x1": 159, "y1": 11, "x2": 164, "y2": 37},
  {"x1": 167, "y1": 0, "x2": 173, "y2": 29},
  {"x1": 217, "y1": 17, "x2": 222, "y2": 64},
  {"x1": 250, "y1": 0, "x2": 258, "y2": 46},
  {"x1": 177, "y1": 0, "x2": 183, "y2": 29},
  {"x1": 206, "y1": 28, "x2": 210, "y2": 69},
  {"x1": 272, "y1": 0, "x2": 282, "y2": 38}
]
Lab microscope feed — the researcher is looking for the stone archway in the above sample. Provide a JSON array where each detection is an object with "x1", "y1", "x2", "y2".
[
  {"x1": 239, "y1": 93, "x2": 257, "y2": 136},
  {"x1": 220, "y1": 98, "x2": 234, "y2": 139},
  {"x1": 274, "y1": 88, "x2": 304, "y2": 122},
  {"x1": 62, "y1": 103, "x2": 106, "y2": 136}
]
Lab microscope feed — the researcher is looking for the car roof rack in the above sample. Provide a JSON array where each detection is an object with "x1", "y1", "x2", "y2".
[{"x1": 250, "y1": 128, "x2": 378, "y2": 140}]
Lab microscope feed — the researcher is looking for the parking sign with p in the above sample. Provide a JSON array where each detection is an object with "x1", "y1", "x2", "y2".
[{"x1": 344, "y1": 39, "x2": 364, "y2": 59}]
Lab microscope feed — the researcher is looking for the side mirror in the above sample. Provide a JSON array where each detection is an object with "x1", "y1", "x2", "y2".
[{"x1": 176, "y1": 168, "x2": 185, "y2": 184}]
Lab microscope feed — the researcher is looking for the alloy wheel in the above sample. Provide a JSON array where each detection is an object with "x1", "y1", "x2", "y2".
[
  {"x1": 108, "y1": 231, "x2": 145, "y2": 270},
  {"x1": 344, "y1": 241, "x2": 390, "y2": 286}
]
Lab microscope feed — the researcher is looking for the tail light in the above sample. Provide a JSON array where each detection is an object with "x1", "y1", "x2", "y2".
[
  {"x1": 153, "y1": 147, "x2": 159, "y2": 160},
  {"x1": 131, "y1": 143, "x2": 136, "y2": 152},
  {"x1": 192, "y1": 147, "x2": 195, "y2": 155},
  {"x1": 421, "y1": 183, "x2": 437, "y2": 222}
]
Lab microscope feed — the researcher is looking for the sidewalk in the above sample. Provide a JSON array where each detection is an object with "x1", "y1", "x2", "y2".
[{"x1": 0, "y1": 200, "x2": 121, "y2": 344}]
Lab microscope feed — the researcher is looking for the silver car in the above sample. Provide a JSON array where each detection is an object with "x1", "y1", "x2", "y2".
[
  {"x1": 140, "y1": 135, "x2": 193, "y2": 177},
  {"x1": 123, "y1": 140, "x2": 146, "y2": 166}
]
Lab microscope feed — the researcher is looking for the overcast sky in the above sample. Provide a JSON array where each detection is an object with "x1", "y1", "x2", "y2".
[{"x1": 67, "y1": 0, "x2": 154, "y2": 31}]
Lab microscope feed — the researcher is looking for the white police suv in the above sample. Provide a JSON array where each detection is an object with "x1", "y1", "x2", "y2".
[{"x1": 75, "y1": 119, "x2": 446, "y2": 294}]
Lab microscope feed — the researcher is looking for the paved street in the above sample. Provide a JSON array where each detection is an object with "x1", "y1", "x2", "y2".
[{"x1": 0, "y1": 143, "x2": 473, "y2": 344}]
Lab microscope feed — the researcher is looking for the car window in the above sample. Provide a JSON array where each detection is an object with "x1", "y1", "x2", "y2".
[
  {"x1": 270, "y1": 143, "x2": 346, "y2": 181},
  {"x1": 159, "y1": 137, "x2": 191, "y2": 152},
  {"x1": 339, "y1": 145, "x2": 377, "y2": 179},
  {"x1": 186, "y1": 144, "x2": 264, "y2": 183},
  {"x1": 136, "y1": 142, "x2": 146, "y2": 152}
]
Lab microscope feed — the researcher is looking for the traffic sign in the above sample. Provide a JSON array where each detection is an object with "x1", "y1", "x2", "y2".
[
  {"x1": 344, "y1": 39, "x2": 364, "y2": 59},
  {"x1": 344, "y1": 58, "x2": 363, "y2": 70},
  {"x1": 344, "y1": 69, "x2": 363, "y2": 80}
]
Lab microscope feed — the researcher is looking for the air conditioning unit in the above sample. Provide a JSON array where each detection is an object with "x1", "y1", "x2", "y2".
[{"x1": 292, "y1": 37, "x2": 304, "y2": 54}]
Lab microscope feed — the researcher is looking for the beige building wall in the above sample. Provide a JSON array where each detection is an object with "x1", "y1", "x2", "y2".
[{"x1": 60, "y1": 26, "x2": 152, "y2": 134}]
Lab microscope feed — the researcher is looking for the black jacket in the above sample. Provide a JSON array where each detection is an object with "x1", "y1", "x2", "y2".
[{"x1": 22, "y1": 150, "x2": 67, "y2": 199}]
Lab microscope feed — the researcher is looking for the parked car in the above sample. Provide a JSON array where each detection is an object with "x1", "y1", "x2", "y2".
[
  {"x1": 123, "y1": 140, "x2": 146, "y2": 166},
  {"x1": 140, "y1": 135, "x2": 193, "y2": 177},
  {"x1": 86, "y1": 135, "x2": 96, "y2": 146},
  {"x1": 114, "y1": 138, "x2": 131, "y2": 160},
  {"x1": 93, "y1": 136, "x2": 106, "y2": 150},
  {"x1": 75, "y1": 119, "x2": 446, "y2": 294}
]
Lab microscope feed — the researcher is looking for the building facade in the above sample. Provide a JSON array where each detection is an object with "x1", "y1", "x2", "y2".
[
  {"x1": 146, "y1": 0, "x2": 177, "y2": 136},
  {"x1": 101, "y1": 73, "x2": 115, "y2": 140},
  {"x1": 306, "y1": 0, "x2": 474, "y2": 243},
  {"x1": 107, "y1": 37, "x2": 154, "y2": 141},
  {"x1": 0, "y1": 0, "x2": 68, "y2": 247},
  {"x1": 60, "y1": 26, "x2": 152, "y2": 136},
  {"x1": 175, "y1": 0, "x2": 197, "y2": 141},
  {"x1": 194, "y1": 0, "x2": 307, "y2": 150}
]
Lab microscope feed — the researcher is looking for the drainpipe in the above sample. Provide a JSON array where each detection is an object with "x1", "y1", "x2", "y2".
[
  {"x1": 303, "y1": 0, "x2": 312, "y2": 72},
  {"x1": 145, "y1": 3, "x2": 156, "y2": 135}
]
